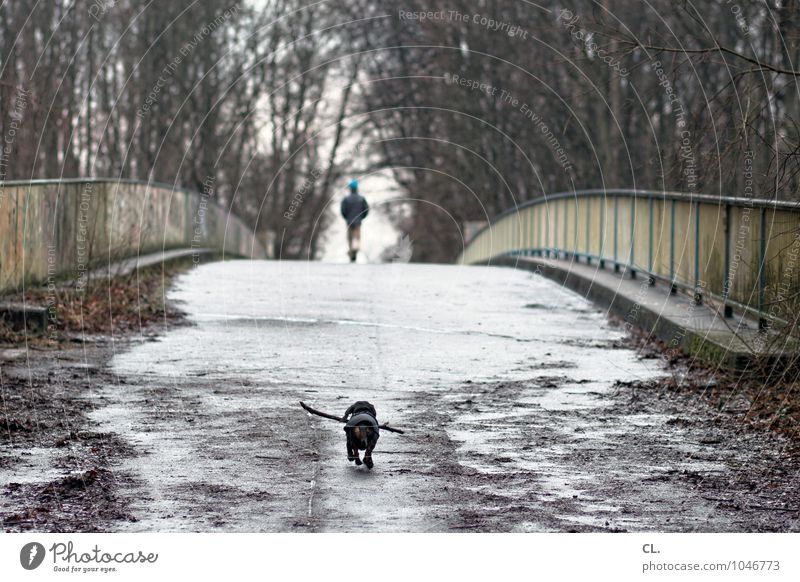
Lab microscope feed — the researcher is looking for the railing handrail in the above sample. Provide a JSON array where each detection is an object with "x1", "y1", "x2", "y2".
[
  {"x1": 471, "y1": 188, "x2": 800, "y2": 243},
  {"x1": 0, "y1": 177, "x2": 266, "y2": 295},
  {"x1": 460, "y1": 187, "x2": 800, "y2": 327},
  {"x1": 0, "y1": 176, "x2": 257, "y2": 235},
  {"x1": 0, "y1": 176, "x2": 223, "y2": 205}
]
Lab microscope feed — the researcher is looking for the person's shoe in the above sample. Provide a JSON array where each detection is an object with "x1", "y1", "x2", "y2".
[{"x1": 350, "y1": 252, "x2": 356, "y2": 263}]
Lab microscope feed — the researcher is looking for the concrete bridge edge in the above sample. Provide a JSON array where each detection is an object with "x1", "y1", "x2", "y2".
[{"x1": 488, "y1": 255, "x2": 753, "y2": 371}]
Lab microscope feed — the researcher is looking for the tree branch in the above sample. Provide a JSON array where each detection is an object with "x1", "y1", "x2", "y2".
[{"x1": 621, "y1": 40, "x2": 800, "y2": 76}]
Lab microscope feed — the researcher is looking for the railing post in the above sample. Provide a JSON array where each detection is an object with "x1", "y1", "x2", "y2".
[
  {"x1": 554, "y1": 199, "x2": 559, "y2": 258},
  {"x1": 694, "y1": 200, "x2": 702, "y2": 305},
  {"x1": 630, "y1": 194, "x2": 636, "y2": 278},
  {"x1": 648, "y1": 196, "x2": 653, "y2": 274},
  {"x1": 540, "y1": 203, "x2": 545, "y2": 254},
  {"x1": 613, "y1": 195, "x2": 619, "y2": 272},
  {"x1": 599, "y1": 194, "x2": 605, "y2": 269},
  {"x1": 563, "y1": 197, "x2": 569, "y2": 259},
  {"x1": 526, "y1": 209, "x2": 531, "y2": 256},
  {"x1": 759, "y1": 206, "x2": 767, "y2": 329},
  {"x1": 586, "y1": 198, "x2": 591, "y2": 264},
  {"x1": 548, "y1": 203, "x2": 551, "y2": 257},
  {"x1": 670, "y1": 198, "x2": 676, "y2": 294},
  {"x1": 723, "y1": 204, "x2": 733, "y2": 317}
]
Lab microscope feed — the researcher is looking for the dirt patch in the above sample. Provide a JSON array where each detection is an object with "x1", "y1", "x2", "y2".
[
  {"x1": 3, "y1": 466, "x2": 138, "y2": 533},
  {"x1": 621, "y1": 319, "x2": 800, "y2": 453},
  {"x1": 442, "y1": 373, "x2": 800, "y2": 532},
  {"x1": 0, "y1": 262, "x2": 191, "y2": 532}
]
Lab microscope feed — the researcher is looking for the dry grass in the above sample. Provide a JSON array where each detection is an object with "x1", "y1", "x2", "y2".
[{"x1": 0, "y1": 261, "x2": 190, "y2": 344}]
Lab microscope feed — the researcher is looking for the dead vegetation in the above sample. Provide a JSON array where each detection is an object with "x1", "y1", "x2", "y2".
[
  {"x1": 621, "y1": 321, "x2": 800, "y2": 454},
  {"x1": 0, "y1": 261, "x2": 190, "y2": 345}
]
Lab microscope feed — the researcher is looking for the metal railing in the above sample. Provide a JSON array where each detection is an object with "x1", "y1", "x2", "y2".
[
  {"x1": 457, "y1": 189, "x2": 800, "y2": 323},
  {"x1": 0, "y1": 178, "x2": 267, "y2": 294}
]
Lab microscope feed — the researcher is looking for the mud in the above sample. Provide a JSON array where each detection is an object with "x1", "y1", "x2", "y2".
[
  {"x1": 0, "y1": 342, "x2": 139, "y2": 531},
  {"x1": 2, "y1": 261, "x2": 799, "y2": 532}
]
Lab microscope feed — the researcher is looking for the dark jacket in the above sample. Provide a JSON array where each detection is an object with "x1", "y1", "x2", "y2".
[
  {"x1": 344, "y1": 401, "x2": 377, "y2": 420},
  {"x1": 341, "y1": 192, "x2": 369, "y2": 227},
  {"x1": 343, "y1": 401, "x2": 379, "y2": 440}
]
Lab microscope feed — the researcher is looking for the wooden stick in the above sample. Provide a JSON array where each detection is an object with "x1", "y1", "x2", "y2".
[
  {"x1": 299, "y1": 401, "x2": 405, "y2": 434},
  {"x1": 378, "y1": 423, "x2": 405, "y2": 434},
  {"x1": 300, "y1": 401, "x2": 345, "y2": 422}
]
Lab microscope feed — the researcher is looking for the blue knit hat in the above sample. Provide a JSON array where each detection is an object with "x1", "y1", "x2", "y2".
[{"x1": 348, "y1": 179, "x2": 358, "y2": 190}]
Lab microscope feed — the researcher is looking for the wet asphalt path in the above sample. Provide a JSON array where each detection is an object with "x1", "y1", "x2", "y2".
[{"x1": 92, "y1": 261, "x2": 798, "y2": 532}]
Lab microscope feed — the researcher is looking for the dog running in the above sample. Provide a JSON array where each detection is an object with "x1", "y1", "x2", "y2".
[
  {"x1": 298, "y1": 400, "x2": 405, "y2": 470},
  {"x1": 343, "y1": 401, "x2": 380, "y2": 468}
]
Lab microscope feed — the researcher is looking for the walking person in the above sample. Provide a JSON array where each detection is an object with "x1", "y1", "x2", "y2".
[{"x1": 340, "y1": 179, "x2": 369, "y2": 262}]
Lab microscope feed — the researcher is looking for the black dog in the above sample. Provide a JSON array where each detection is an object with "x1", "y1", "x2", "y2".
[{"x1": 343, "y1": 401, "x2": 380, "y2": 469}]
